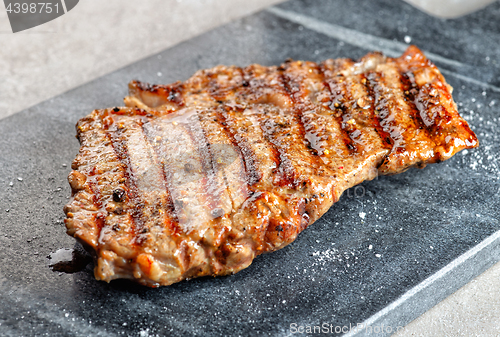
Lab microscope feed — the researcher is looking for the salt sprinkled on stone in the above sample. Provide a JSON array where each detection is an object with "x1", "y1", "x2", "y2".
[{"x1": 312, "y1": 248, "x2": 340, "y2": 266}]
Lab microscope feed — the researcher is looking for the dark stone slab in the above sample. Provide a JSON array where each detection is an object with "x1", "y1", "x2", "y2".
[{"x1": 0, "y1": 0, "x2": 499, "y2": 336}]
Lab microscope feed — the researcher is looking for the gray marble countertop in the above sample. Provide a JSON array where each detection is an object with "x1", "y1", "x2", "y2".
[{"x1": 1, "y1": 0, "x2": 499, "y2": 336}]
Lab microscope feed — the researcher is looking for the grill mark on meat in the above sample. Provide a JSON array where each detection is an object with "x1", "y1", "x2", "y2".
[
  {"x1": 76, "y1": 126, "x2": 110, "y2": 241},
  {"x1": 400, "y1": 70, "x2": 438, "y2": 153},
  {"x1": 144, "y1": 111, "x2": 223, "y2": 234},
  {"x1": 254, "y1": 108, "x2": 295, "y2": 187},
  {"x1": 400, "y1": 72, "x2": 426, "y2": 128},
  {"x1": 149, "y1": 118, "x2": 203, "y2": 230},
  {"x1": 240, "y1": 65, "x2": 296, "y2": 187},
  {"x1": 207, "y1": 65, "x2": 300, "y2": 189},
  {"x1": 421, "y1": 90, "x2": 453, "y2": 136},
  {"x1": 377, "y1": 60, "x2": 443, "y2": 170},
  {"x1": 340, "y1": 71, "x2": 394, "y2": 183},
  {"x1": 141, "y1": 119, "x2": 211, "y2": 276},
  {"x1": 197, "y1": 110, "x2": 249, "y2": 217},
  {"x1": 279, "y1": 69, "x2": 325, "y2": 183},
  {"x1": 314, "y1": 62, "x2": 388, "y2": 187},
  {"x1": 203, "y1": 74, "x2": 261, "y2": 187},
  {"x1": 223, "y1": 106, "x2": 279, "y2": 187},
  {"x1": 144, "y1": 119, "x2": 187, "y2": 228},
  {"x1": 335, "y1": 72, "x2": 369, "y2": 152},
  {"x1": 114, "y1": 116, "x2": 177, "y2": 247},
  {"x1": 183, "y1": 111, "x2": 232, "y2": 215},
  {"x1": 284, "y1": 63, "x2": 351, "y2": 172},
  {"x1": 279, "y1": 69, "x2": 315, "y2": 155},
  {"x1": 281, "y1": 65, "x2": 351, "y2": 172},
  {"x1": 106, "y1": 119, "x2": 146, "y2": 244},
  {"x1": 255, "y1": 67, "x2": 324, "y2": 187},
  {"x1": 320, "y1": 55, "x2": 394, "y2": 174},
  {"x1": 304, "y1": 64, "x2": 331, "y2": 157},
  {"x1": 401, "y1": 67, "x2": 452, "y2": 141},
  {"x1": 140, "y1": 123, "x2": 181, "y2": 234},
  {"x1": 81, "y1": 137, "x2": 105, "y2": 208},
  {"x1": 279, "y1": 64, "x2": 333, "y2": 178},
  {"x1": 366, "y1": 70, "x2": 405, "y2": 153},
  {"x1": 205, "y1": 109, "x2": 257, "y2": 207},
  {"x1": 215, "y1": 107, "x2": 259, "y2": 186},
  {"x1": 338, "y1": 89, "x2": 363, "y2": 152},
  {"x1": 362, "y1": 73, "x2": 394, "y2": 150},
  {"x1": 345, "y1": 73, "x2": 384, "y2": 152},
  {"x1": 323, "y1": 65, "x2": 391, "y2": 176},
  {"x1": 301, "y1": 109, "x2": 327, "y2": 157},
  {"x1": 320, "y1": 62, "x2": 360, "y2": 155}
]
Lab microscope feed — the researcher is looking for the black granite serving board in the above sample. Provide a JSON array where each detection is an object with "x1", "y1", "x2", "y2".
[{"x1": 1, "y1": 0, "x2": 499, "y2": 336}]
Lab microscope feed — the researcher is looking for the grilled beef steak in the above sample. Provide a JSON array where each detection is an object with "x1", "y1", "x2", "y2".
[{"x1": 64, "y1": 46, "x2": 478, "y2": 287}]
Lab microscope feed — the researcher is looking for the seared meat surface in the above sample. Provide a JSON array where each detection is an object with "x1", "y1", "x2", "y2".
[{"x1": 64, "y1": 46, "x2": 477, "y2": 287}]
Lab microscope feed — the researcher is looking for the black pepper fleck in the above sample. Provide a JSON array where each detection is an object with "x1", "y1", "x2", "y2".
[{"x1": 113, "y1": 188, "x2": 126, "y2": 202}]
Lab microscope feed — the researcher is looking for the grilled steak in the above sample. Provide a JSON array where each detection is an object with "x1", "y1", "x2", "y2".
[{"x1": 64, "y1": 46, "x2": 478, "y2": 287}]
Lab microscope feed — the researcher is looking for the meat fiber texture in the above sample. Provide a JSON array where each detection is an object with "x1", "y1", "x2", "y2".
[{"x1": 64, "y1": 46, "x2": 477, "y2": 287}]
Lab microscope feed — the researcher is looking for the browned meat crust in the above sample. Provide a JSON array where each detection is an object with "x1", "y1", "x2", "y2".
[{"x1": 64, "y1": 46, "x2": 478, "y2": 287}]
